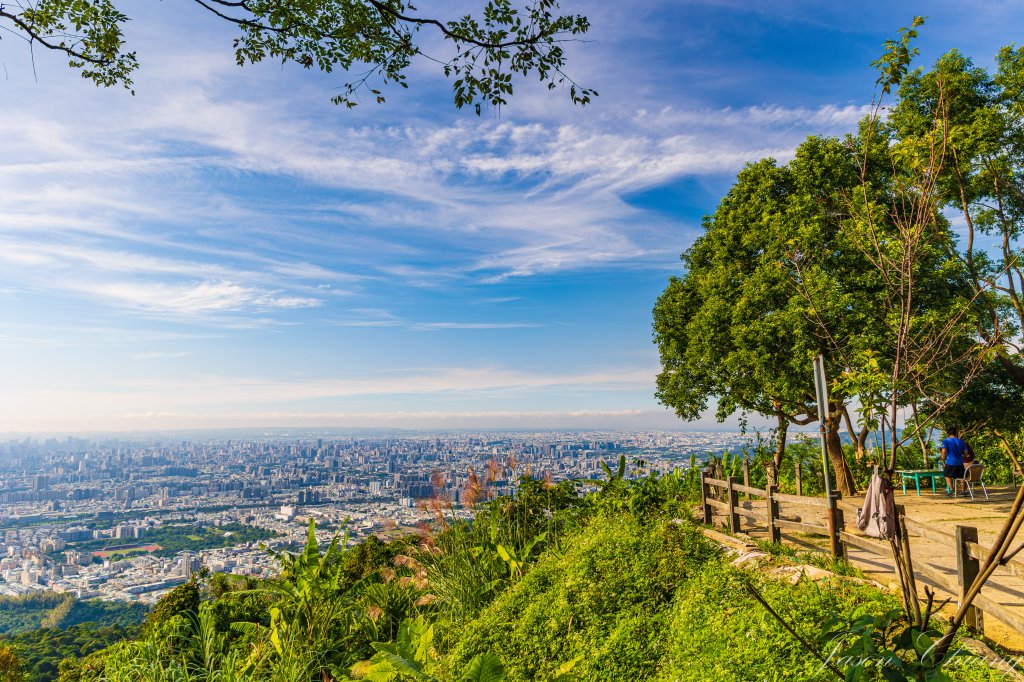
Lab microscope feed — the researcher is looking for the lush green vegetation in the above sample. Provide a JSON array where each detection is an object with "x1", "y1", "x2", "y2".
[
  {"x1": 0, "y1": 595, "x2": 146, "y2": 681},
  {"x1": 69, "y1": 523, "x2": 278, "y2": 559},
  {"x1": 4, "y1": 624, "x2": 140, "y2": 682},
  {"x1": 0, "y1": 593, "x2": 146, "y2": 636},
  {"x1": 654, "y1": 27, "x2": 1024, "y2": 492},
  {"x1": 18, "y1": 466, "x2": 1000, "y2": 682}
]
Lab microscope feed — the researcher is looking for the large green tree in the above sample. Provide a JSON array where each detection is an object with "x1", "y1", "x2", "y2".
[
  {"x1": 653, "y1": 113, "x2": 982, "y2": 493},
  {"x1": 654, "y1": 136, "x2": 871, "y2": 495},
  {"x1": 808, "y1": 29, "x2": 1000, "y2": 474},
  {"x1": 0, "y1": 0, "x2": 594, "y2": 111},
  {"x1": 888, "y1": 46, "x2": 1024, "y2": 389}
]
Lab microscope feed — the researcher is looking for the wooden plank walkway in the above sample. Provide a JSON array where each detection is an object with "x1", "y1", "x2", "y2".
[{"x1": 700, "y1": 473, "x2": 1024, "y2": 651}]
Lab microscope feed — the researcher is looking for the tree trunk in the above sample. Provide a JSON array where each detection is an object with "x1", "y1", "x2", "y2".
[
  {"x1": 994, "y1": 430, "x2": 1024, "y2": 477},
  {"x1": 826, "y1": 412, "x2": 857, "y2": 495},
  {"x1": 768, "y1": 414, "x2": 789, "y2": 489},
  {"x1": 996, "y1": 355, "x2": 1024, "y2": 389},
  {"x1": 909, "y1": 401, "x2": 932, "y2": 467},
  {"x1": 841, "y1": 406, "x2": 867, "y2": 461},
  {"x1": 857, "y1": 426, "x2": 870, "y2": 459}
]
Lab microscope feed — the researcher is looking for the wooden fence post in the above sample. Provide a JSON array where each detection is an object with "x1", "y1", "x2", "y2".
[
  {"x1": 707, "y1": 458, "x2": 717, "y2": 499},
  {"x1": 894, "y1": 506, "x2": 923, "y2": 627},
  {"x1": 829, "y1": 491, "x2": 846, "y2": 559},
  {"x1": 726, "y1": 476, "x2": 740, "y2": 533},
  {"x1": 700, "y1": 470, "x2": 712, "y2": 525},
  {"x1": 767, "y1": 484, "x2": 781, "y2": 544},
  {"x1": 956, "y1": 525, "x2": 984, "y2": 633},
  {"x1": 742, "y1": 456, "x2": 750, "y2": 501},
  {"x1": 716, "y1": 459, "x2": 725, "y2": 501},
  {"x1": 795, "y1": 458, "x2": 802, "y2": 496}
]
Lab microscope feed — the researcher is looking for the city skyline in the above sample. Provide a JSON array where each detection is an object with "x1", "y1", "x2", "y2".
[
  {"x1": 3, "y1": 2, "x2": 1022, "y2": 431},
  {"x1": 0, "y1": 431, "x2": 746, "y2": 603}
]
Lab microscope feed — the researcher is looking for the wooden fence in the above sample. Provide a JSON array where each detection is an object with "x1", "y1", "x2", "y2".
[{"x1": 699, "y1": 470, "x2": 1024, "y2": 637}]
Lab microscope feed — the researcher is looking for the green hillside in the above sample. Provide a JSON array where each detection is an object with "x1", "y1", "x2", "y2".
[
  {"x1": 22, "y1": 468, "x2": 1007, "y2": 681},
  {"x1": 0, "y1": 594, "x2": 146, "y2": 681},
  {"x1": 0, "y1": 593, "x2": 146, "y2": 635}
]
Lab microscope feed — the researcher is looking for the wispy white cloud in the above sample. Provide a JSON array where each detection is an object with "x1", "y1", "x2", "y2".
[
  {"x1": 131, "y1": 351, "x2": 192, "y2": 359},
  {"x1": 87, "y1": 281, "x2": 321, "y2": 314},
  {"x1": 15, "y1": 364, "x2": 652, "y2": 398},
  {"x1": 328, "y1": 309, "x2": 541, "y2": 331},
  {"x1": 0, "y1": 73, "x2": 873, "y2": 308}
]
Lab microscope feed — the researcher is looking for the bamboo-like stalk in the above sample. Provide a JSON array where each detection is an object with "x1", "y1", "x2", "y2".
[{"x1": 934, "y1": 480, "x2": 1024, "y2": 661}]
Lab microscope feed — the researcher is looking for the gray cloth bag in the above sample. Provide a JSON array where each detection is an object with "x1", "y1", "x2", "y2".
[{"x1": 857, "y1": 472, "x2": 896, "y2": 539}]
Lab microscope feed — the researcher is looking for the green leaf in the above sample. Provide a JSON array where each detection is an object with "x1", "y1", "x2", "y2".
[
  {"x1": 368, "y1": 651, "x2": 432, "y2": 681},
  {"x1": 460, "y1": 652, "x2": 505, "y2": 682},
  {"x1": 553, "y1": 655, "x2": 583, "y2": 681},
  {"x1": 910, "y1": 630, "x2": 935, "y2": 658}
]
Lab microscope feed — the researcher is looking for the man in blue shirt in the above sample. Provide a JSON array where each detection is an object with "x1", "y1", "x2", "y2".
[{"x1": 942, "y1": 427, "x2": 968, "y2": 496}]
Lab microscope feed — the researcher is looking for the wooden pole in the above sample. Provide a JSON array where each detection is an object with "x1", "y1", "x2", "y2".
[
  {"x1": 896, "y1": 506, "x2": 922, "y2": 628},
  {"x1": 795, "y1": 457, "x2": 802, "y2": 497},
  {"x1": 956, "y1": 525, "x2": 984, "y2": 634},
  {"x1": 742, "y1": 455, "x2": 750, "y2": 500},
  {"x1": 767, "y1": 484, "x2": 781, "y2": 544},
  {"x1": 829, "y1": 491, "x2": 846, "y2": 559},
  {"x1": 813, "y1": 354, "x2": 834, "y2": 501},
  {"x1": 726, "y1": 476, "x2": 741, "y2": 533},
  {"x1": 700, "y1": 470, "x2": 712, "y2": 525}
]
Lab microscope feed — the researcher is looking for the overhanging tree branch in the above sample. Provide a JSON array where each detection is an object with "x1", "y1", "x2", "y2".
[{"x1": 0, "y1": 7, "x2": 110, "y2": 65}]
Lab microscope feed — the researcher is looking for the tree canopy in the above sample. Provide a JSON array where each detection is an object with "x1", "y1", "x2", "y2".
[
  {"x1": 888, "y1": 45, "x2": 1024, "y2": 388},
  {"x1": 653, "y1": 136, "x2": 874, "y2": 493},
  {"x1": 654, "y1": 118, "x2": 979, "y2": 489},
  {"x1": 0, "y1": 0, "x2": 595, "y2": 112},
  {"x1": 653, "y1": 30, "x2": 1024, "y2": 479}
]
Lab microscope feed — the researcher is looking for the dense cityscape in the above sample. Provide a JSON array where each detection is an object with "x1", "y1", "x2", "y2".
[{"x1": 0, "y1": 430, "x2": 762, "y2": 606}]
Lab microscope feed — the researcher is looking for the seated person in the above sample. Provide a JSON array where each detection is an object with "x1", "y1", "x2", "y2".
[{"x1": 941, "y1": 427, "x2": 970, "y2": 496}]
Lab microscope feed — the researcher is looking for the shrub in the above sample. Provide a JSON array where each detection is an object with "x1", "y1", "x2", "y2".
[{"x1": 440, "y1": 513, "x2": 715, "y2": 681}]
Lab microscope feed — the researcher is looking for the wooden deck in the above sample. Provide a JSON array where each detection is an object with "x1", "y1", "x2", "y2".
[{"x1": 701, "y1": 473, "x2": 1024, "y2": 651}]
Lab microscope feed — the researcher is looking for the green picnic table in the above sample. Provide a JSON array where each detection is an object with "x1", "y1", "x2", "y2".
[{"x1": 897, "y1": 469, "x2": 946, "y2": 495}]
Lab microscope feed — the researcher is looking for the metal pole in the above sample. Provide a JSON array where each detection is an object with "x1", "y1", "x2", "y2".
[{"x1": 813, "y1": 354, "x2": 833, "y2": 500}]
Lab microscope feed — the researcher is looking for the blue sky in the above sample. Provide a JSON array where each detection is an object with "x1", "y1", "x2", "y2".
[{"x1": 0, "y1": 1, "x2": 1021, "y2": 433}]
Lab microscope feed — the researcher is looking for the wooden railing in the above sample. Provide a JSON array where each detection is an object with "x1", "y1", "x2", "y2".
[
  {"x1": 699, "y1": 470, "x2": 1023, "y2": 638},
  {"x1": 700, "y1": 471, "x2": 844, "y2": 558}
]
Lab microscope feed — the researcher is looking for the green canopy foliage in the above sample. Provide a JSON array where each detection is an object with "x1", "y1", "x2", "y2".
[
  {"x1": 655, "y1": 30, "x2": 998, "y2": 475},
  {"x1": 888, "y1": 44, "x2": 1024, "y2": 391},
  {"x1": 0, "y1": 0, "x2": 594, "y2": 112},
  {"x1": 653, "y1": 136, "x2": 865, "y2": 427},
  {"x1": 652, "y1": 135, "x2": 903, "y2": 490}
]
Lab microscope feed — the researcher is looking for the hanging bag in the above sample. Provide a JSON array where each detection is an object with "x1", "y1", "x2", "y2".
[{"x1": 857, "y1": 472, "x2": 896, "y2": 539}]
